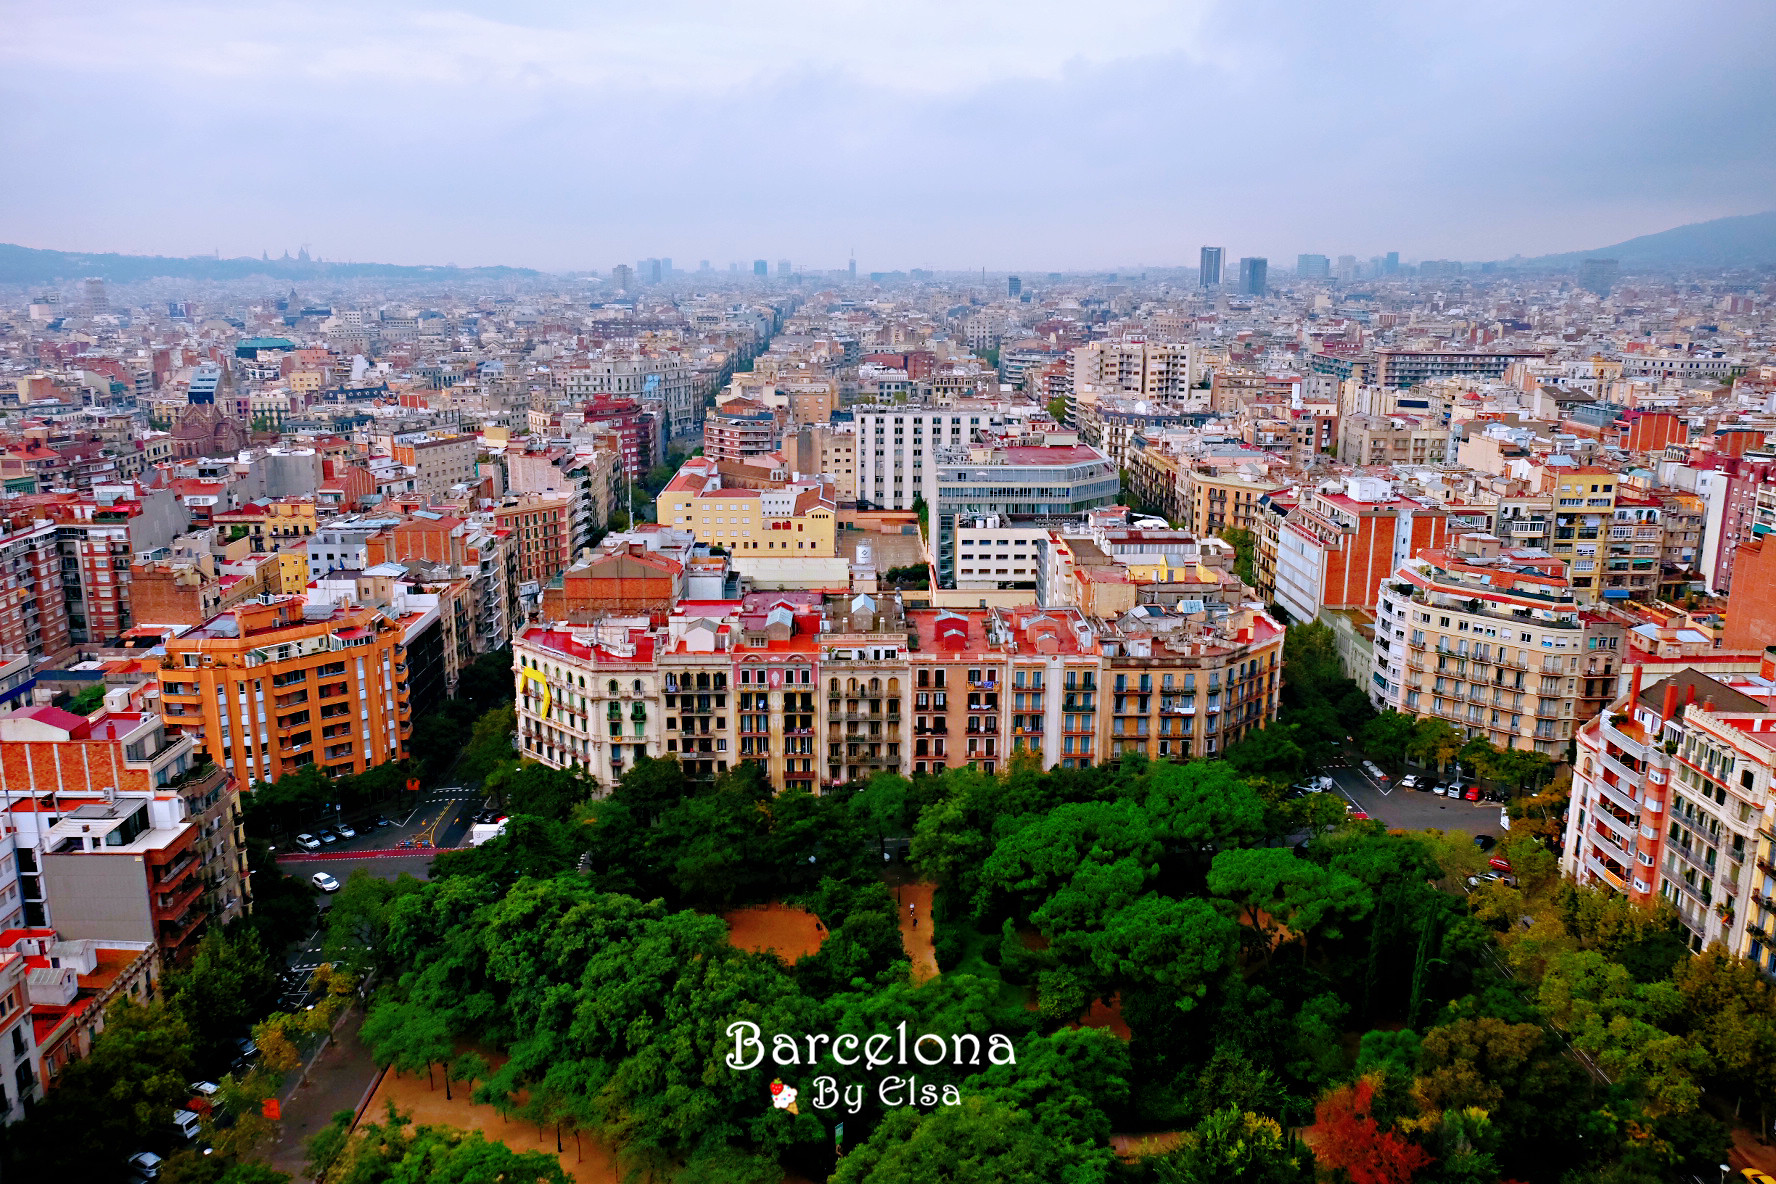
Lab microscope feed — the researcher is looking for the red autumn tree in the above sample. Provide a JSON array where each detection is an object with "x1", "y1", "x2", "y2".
[{"x1": 1305, "y1": 1077, "x2": 1433, "y2": 1184}]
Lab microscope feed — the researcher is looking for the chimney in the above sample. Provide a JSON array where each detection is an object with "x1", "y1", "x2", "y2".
[
  {"x1": 1661, "y1": 679, "x2": 1677, "y2": 725},
  {"x1": 1684, "y1": 683, "x2": 1697, "y2": 710},
  {"x1": 1628, "y1": 664, "x2": 1643, "y2": 705}
]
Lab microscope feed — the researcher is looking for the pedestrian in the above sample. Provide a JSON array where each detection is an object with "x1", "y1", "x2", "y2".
[{"x1": 912, "y1": 916, "x2": 917, "y2": 929}]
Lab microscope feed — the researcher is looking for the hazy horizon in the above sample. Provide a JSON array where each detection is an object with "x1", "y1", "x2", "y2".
[{"x1": 3, "y1": 0, "x2": 1771, "y2": 273}]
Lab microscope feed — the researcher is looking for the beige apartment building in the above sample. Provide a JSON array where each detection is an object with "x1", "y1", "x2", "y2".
[{"x1": 1371, "y1": 534, "x2": 1598, "y2": 755}]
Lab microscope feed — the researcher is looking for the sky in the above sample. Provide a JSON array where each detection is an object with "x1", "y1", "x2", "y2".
[{"x1": 2, "y1": 0, "x2": 1772, "y2": 273}]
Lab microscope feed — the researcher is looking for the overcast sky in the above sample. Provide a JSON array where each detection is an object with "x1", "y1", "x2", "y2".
[{"x1": 3, "y1": 0, "x2": 1771, "y2": 272}]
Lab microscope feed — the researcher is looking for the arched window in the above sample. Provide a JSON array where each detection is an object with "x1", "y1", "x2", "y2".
[
  {"x1": 608, "y1": 679, "x2": 619, "y2": 696},
  {"x1": 868, "y1": 678, "x2": 881, "y2": 694},
  {"x1": 829, "y1": 678, "x2": 840, "y2": 694},
  {"x1": 888, "y1": 678, "x2": 900, "y2": 694},
  {"x1": 633, "y1": 679, "x2": 644, "y2": 694}
]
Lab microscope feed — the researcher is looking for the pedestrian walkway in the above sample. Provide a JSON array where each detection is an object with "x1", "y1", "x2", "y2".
[
  {"x1": 262, "y1": 1007, "x2": 383, "y2": 1181},
  {"x1": 897, "y1": 882, "x2": 938, "y2": 982}
]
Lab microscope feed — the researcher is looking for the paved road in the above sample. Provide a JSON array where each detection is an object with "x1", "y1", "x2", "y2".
[
  {"x1": 275, "y1": 784, "x2": 487, "y2": 890},
  {"x1": 1323, "y1": 758, "x2": 1507, "y2": 839},
  {"x1": 262, "y1": 1006, "x2": 383, "y2": 1182}
]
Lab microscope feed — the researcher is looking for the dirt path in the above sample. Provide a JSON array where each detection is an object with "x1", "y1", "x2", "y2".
[
  {"x1": 897, "y1": 881, "x2": 938, "y2": 982},
  {"x1": 722, "y1": 902, "x2": 826, "y2": 962},
  {"x1": 362, "y1": 1066, "x2": 621, "y2": 1183}
]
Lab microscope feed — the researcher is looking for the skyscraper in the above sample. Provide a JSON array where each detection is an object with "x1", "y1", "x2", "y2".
[
  {"x1": 753, "y1": 260, "x2": 768, "y2": 277},
  {"x1": 1296, "y1": 254, "x2": 1329, "y2": 279},
  {"x1": 1238, "y1": 257, "x2": 1268, "y2": 296},
  {"x1": 83, "y1": 277, "x2": 108, "y2": 315},
  {"x1": 777, "y1": 259, "x2": 792, "y2": 277},
  {"x1": 1384, "y1": 251, "x2": 1400, "y2": 275},
  {"x1": 1199, "y1": 246, "x2": 1224, "y2": 287},
  {"x1": 612, "y1": 264, "x2": 634, "y2": 291},
  {"x1": 1336, "y1": 255, "x2": 1358, "y2": 282},
  {"x1": 1008, "y1": 275, "x2": 1021, "y2": 298}
]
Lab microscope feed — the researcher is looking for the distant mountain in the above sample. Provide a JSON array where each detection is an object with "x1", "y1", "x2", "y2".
[
  {"x1": 0, "y1": 242, "x2": 542, "y2": 286},
  {"x1": 1529, "y1": 210, "x2": 1776, "y2": 269}
]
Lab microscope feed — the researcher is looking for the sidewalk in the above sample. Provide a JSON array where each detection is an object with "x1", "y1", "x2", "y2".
[{"x1": 262, "y1": 1007, "x2": 384, "y2": 1181}]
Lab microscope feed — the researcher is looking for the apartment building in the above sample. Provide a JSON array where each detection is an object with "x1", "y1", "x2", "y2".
[
  {"x1": 1370, "y1": 535, "x2": 1588, "y2": 754},
  {"x1": 1274, "y1": 475, "x2": 1448, "y2": 624},
  {"x1": 1370, "y1": 349, "x2": 1545, "y2": 388},
  {"x1": 1547, "y1": 465, "x2": 1620, "y2": 603},
  {"x1": 703, "y1": 400, "x2": 780, "y2": 464},
  {"x1": 657, "y1": 458, "x2": 837, "y2": 557},
  {"x1": 491, "y1": 494, "x2": 575, "y2": 588},
  {"x1": 156, "y1": 597, "x2": 413, "y2": 784},
  {"x1": 786, "y1": 423, "x2": 858, "y2": 501},
  {"x1": 1338, "y1": 414, "x2": 1450, "y2": 468},
  {"x1": 391, "y1": 434, "x2": 478, "y2": 501},
  {"x1": 516, "y1": 592, "x2": 1279, "y2": 793},
  {"x1": 0, "y1": 949, "x2": 38, "y2": 1121},
  {"x1": 1566, "y1": 662, "x2": 1776, "y2": 964},
  {"x1": 1182, "y1": 469, "x2": 1283, "y2": 538},
  {"x1": 1070, "y1": 341, "x2": 1201, "y2": 400},
  {"x1": 0, "y1": 516, "x2": 71, "y2": 663},
  {"x1": 1101, "y1": 605, "x2": 1285, "y2": 762},
  {"x1": 563, "y1": 356, "x2": 696, "y2": 440}
]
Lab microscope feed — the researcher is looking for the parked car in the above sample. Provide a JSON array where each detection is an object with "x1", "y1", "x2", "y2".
[
  {"x1": 294, "y1": 833, "x2": 321, "y2": 851},
  {"x1": 189, "y1": 1080, "x2": 219, "y2": 1099},
  {"x1": 172, "y1": 1109, "x2": 203, "y2": 1142},
  {"x1": 311, "y1": 872, "x2": 341, "y2": 893},
  {"x1": 371, "y1": 814, "x2": 391, "y2": 828},
  {"x1": 1463, "y1": 785, "x2": 1482, "y2": 802},
  {"x1": 127, "y1": 1151, "x2": 163, "y2": 1182},
  {"x1": 1473, "y1": 833, "x2": 1497, "y2": 851},
  {"x1": 1398, "y1": 774, "x2": 1421, "y2": 791},
  {"x1": 317, "y1": 829, "x2": 338, "y2": 844},
  {"x1": 336, "y1": 823, "x2": 357, "y2": 840},
  {"x1": 1316, "y1": 775, "x2": 1335, "y2": 791},
  {"x1": 1489, "y1": 856, "x2": 1513, "y2": 872},
  {"x1": 1465, "y1": 871, "x2": 1518, "y2": 890}
]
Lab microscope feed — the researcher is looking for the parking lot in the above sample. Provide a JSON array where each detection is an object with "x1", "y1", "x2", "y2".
[{"x1": 1322, "y1": 756, "x2": 1508, "y2": 840}]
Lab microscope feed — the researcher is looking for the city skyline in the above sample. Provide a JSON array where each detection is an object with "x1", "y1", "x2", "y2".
[{"x1": 2, "y1": 0, "x2": 1771, "y2": 271}]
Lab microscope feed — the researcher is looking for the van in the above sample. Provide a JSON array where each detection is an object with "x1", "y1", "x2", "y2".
[{"x1": 172, "y1": 1109, "x2": 203, "y2": 1141}]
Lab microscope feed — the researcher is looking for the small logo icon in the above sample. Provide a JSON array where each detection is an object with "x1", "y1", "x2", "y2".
[{"x1": 770, "y1": 1078, "x2": 799, "y2": 1114}]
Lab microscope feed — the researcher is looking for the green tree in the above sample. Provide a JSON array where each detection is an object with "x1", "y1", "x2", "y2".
[
  {"x1": 832, "y1": 1095, "x2": 1106, "y2": 1184},
  {"x1": 1221, "y1": 527, "x2": 1257, "y2": 586},
  {"x1": 1207, "y1": 847, "x2": 1373, "y2": 961},
  {"x1": 1152, "y1": 1106, "x2": 1310, "y2": 1184},
  {"x1": 311, "y1": 1104, "x2": 570, "y2": 1184},
  {"x1": 166, "y1": 926, "x2": 281, "y2": 1075}
]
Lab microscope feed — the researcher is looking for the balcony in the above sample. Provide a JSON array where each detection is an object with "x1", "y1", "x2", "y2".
[{"x1": 153, "y1": 875, "x2": 204, "y2": 920}]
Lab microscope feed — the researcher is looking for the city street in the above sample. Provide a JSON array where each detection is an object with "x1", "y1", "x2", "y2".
[
  {"x1": 274, "y1": 784, "x2": 487, "y2": 889},
  {"x1": 1323, "y1": 758, "x2": 1507, "y2": 840}
]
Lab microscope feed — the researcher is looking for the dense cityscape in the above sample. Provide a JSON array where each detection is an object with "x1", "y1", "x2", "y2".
[
  {"x1": 3, "y1": 0, "x2": 1776, "y2": 1178},
  {"x1": 0, "y1": 242, "x2": 1772, "y2": 1182}
]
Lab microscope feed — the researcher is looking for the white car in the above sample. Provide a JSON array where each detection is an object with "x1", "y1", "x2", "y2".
[
  {"x1": 1398, "y1": 774, "x2": 1420, "y2": 791},
  {"x1": 1431, "y1": 783, "x2": 1449, "y2": 796},
  {"x1": 189, "y1": 1080, "x2": 219, "y2": 1098},
  {"x1": 311, "y1": 872, "x2": 341, "y2": 893},
  {"x1": 295, "y1": 833, "x2": 321, "y2": 851},
  {"x1": 336, "y1": 823, "x2": 357, "y2": 840},
  {"x1": 127, "y1": 1151, "x2": 163, "y2": 1181}
]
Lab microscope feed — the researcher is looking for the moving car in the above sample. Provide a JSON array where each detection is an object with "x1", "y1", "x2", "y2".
[
  {"x1": 1739, "y1": 1169, "x2": 1776, "y2": 1184},
  {"x1": 372, "y1": 814, "x2": 391, "y2": 828},
  {"x1": 294, "y1": 833, "x2": 321, "y2": 851},
  {"x1": 311, "y1": 872, "x2": 341, "y2": 893},
  {"x1": 336, "y1": 823, "x2": 357, "y2": 840}
]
